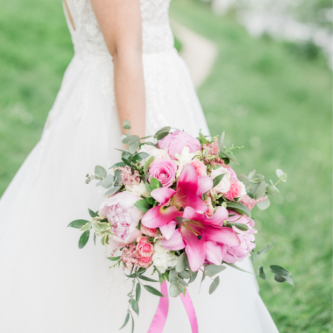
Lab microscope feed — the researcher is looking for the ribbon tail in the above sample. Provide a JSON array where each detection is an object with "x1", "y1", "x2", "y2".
[
  {"x1": 180, "y1": 290, "x2": 199, "y2": 333},
  {"x1": 147, "y1": 280, "x2": 169, "y2": 333}
]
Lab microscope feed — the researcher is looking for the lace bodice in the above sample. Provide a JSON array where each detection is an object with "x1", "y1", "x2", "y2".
[{"x1": 64, "y1": 0, "x2": 174, "y2": 56}]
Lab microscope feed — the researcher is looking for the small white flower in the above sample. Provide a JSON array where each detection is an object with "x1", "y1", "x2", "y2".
[
  {"x1": 152, "y1": 241, "x2": 178, "y2": 274},
  {"x1": 126, "y1": 181, "x2": 149, "y2": 197},
  {"x1": 174, "y1": 147, "x2": 196, "y2": 177},
  {"x1": 210, "y1": 167, "x2": 231, "y2": 194}
]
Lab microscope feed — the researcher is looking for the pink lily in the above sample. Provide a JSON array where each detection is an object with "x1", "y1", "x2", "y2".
[
  {"x1": 160, "y1": 206, "x2": 240, "y2": 272},
  {"x1": 141, "y1": 165, "x2": 213, "y2": 235}
]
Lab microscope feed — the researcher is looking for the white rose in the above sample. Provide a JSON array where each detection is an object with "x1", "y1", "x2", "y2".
[
  {"x1": 126, "y1": 181, "x2": 149, "y2": 197},
  {"x1": 210, "y1": 167, "x2": 231, "y2": 194},
  {"x1": 238, "y1": 181, "x2": 247, "y2": 197},
  {"x1": 174, "y1": 147, "x2": 195, "y2": 177},
  {"x1": 139, "y1": 145, "x2": 170, "y2": 165},
  {"x1": 152, "y1": 241, "x2": 178, "y2": 273}
]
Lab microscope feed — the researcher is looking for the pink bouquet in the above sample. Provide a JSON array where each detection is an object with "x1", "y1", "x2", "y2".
[{"x1": 69, "y1": 121, "x2": 292, "y2": 331}]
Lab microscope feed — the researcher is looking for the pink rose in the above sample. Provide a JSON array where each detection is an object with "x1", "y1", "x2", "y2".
[
  {"x1": 141, "y1": 225, "x2": 159, "y2": 237},
  {"x1": 222, "y1": 211, "x2": 257, "y2": 263},
  {"x1": 190, "y1": 159, "x2": 207, "y2": 176},
  {"x1": 149, "y1": 159, "x2": 177, "y2": 188},
  {"x1": 224, "y1": 179, "x2": 242, "y2": 201},
  {"x1": 99, "y1": 191, "x2": 143, "y2": 244},
  {"x1": 157, "y1": 130, "x2": 201, "y2": 160},
  {"x1": 204, "y1": 197, "x2": 214, "y2": 217},
  {"x1": 136, "y1": 237, "x2": 154, "y2": 257},
  {"x1": 137, "y1": 256, "x2": 152, "y2": 268}
]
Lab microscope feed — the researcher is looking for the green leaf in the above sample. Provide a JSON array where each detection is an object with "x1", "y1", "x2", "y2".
[
  {"x1": 107, "y1": 256, "x2": 121, "y2": 261},
  {"x1": 226, "y1": 202, "x2": 251, "y2": 217},
  {"x1": 138, "y1": 275, "x2": 159, "y2": 282},
  {"x1": 134, "y1": 199, "x2": 151, "y2": 213},
  {"x1": 257, "y1": 265, "x2": 266, "y2": 280},
  {"x1": 212, "y1": 173, "x2": 225, "y2": 187},
  {"x1": 144, "y1": 156, "x2": 154, "y2": 174},
  {"x1": 101, "y1": 174, "x2": 114, "y2": 189},
  {"x1": 132, "y1": 152, "x2": 150, "y2": 163},
  {"x1": 266, "y1": 185, "x2": 277, "y2": 196},
  {"x1": 122, "y1": 135, "x2": 139, "y2": 145},
  {"x1": 179, "y1": 271, "x2": 190, "y2": 279},
  {"x1": 131, "y1": 313, "x2": 134, "y2": 333},
  {"x1": 276, "y1": 169, "x2": 287, "y2": 182},
  {"x1": 269, "y1": 265, "x2": 292, "y2": 277},
  {"x1": 169, "y1": 284, "x2": 181, "y2": 297},
  {"x1": 120, "y1": 312, "x2": 130, "y2": 330},
  {"x1": 169, "y1": 269, "x2": 177, "y2": 282},
  {"x1": 114, "y1": 169, "x2": 122, "y2": 185},
  {"x1": 205, "y1": 264, "x2": 226, "y2": 277},
  {"x1": 95, "y1": 165, "x2": 107, "y2": 179},
  {"x1": 252, "y1": 250, "x2": 258, "y2": 263},
  {"x1": 131, "y1": 299, "x2": 139, "y2": 315},
  {"x1": 274, "y1": 274, "x2": 294, "y2": 286},
  {"x1": 238, "y1": 174, "x2": 250, "y2": 187},
  {"x1": 128, "y1": 136, "x2": 141, "y2": 154},
  {"x1": 121, "y1": 157, "x2": 132, "y2": 167},
  {"x1": 123, "y1": 120, "x2": 131, "y2": 130},
  {"x1": 188, "y1": 270, "x2": 198, "y2": 283},
  {"x1": 68, "y1": 219, "x2": 89, "y2": 229},
  {"x1": 88, "y1": 209, "x2": 98, "y2": 218},
  {"x1": 224, "y1": 263, "x2": 254, "y2": 274},
  {"x1": 109, "y1": 161, "x2": 126, "y2": 169},
  {"x1": 94, "y1": 233, "x2": 96, "y2": 245},
  {"x1": 150, "y1": 177, "x2": 162, "y2": 190},
  {"x1": 154, "y1": 126, "x2": 171, "y2": 140},
  {"x1": 176, "y1": 253, "x2": 187, "y2": 273},
  {"x1": 143, "y1": 285, "x2": 165, "y2": 297},
  {"x1": 257, "y1": 198, "x2": 271, "y2": 210},
  {"x1": 233, "y1": 223, "x2": 249, "y2": 231},
  {"x1": 136, "y1": 283, "x2": 141, "y2": 302},
  {"x1": 78, "y1": 230, "x2": 90, "y2": 249},
  {"x1": 80, "y1": 221, "x2": 92, "y2": 232},
  {"x1": 209, "y1": 276, "x2": 220, "y2": 294},
  {"x1": 104, "y1": 185, "x2": 121, "y2": 197},
  {"x1": 248, "y1": 169, "x2": 256, "y2": 179},
  {"x1": 251, "y1": 181, "x2": 266, "y2": 199},
  {"x1": 145, "y1": 181, "x2": 152, "y2": 193},
  {"x1": 257, "y1": 242, "x2": 274, "y2": 256}
]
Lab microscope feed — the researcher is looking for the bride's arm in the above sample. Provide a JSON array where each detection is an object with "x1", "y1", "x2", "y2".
[{"x1": 90, "y1": 0, "x2": 146, "y2": 137}]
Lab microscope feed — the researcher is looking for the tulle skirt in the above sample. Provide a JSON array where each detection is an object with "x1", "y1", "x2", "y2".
[{"x1": 0, "y1": 48, "x2": 278, "y2": 332}]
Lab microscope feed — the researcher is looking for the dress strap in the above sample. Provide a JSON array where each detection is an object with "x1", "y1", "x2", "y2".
[{"x1": 63, "y1": 0, "x2": 76, "y2": 31}]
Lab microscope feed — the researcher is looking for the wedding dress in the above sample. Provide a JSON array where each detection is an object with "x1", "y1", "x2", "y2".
[{"x1": 0, "y1": 0, "x2": 279, "y2": 332}]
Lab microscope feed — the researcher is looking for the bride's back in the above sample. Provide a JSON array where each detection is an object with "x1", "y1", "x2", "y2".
[{"x1": 63, "y1": 0, "x2": 174, "y2": 56}]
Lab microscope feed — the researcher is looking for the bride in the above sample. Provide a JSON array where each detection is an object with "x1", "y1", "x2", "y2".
[{"x1": 0, "y1": 0, "x2": 279, "y2": 332}]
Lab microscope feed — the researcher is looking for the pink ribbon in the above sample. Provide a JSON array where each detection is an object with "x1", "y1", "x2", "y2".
[{"x1": 148, "y1": 281, "x2": 198, "y2": 333}]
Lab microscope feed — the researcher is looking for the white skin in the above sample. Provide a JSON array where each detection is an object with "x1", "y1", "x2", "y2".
[{"x1": 90, "y1": 0, "x2": 146, "y2": 137}]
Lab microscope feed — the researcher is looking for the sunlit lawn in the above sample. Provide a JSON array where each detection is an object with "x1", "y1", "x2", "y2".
[{"x1": 0, "y1": 0, "x2": 331, "y2": 332}]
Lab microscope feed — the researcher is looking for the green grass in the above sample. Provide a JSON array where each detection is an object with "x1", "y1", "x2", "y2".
[
  {"x1": 0, "y1": 0, "x2": 332, "y2": 332},
  {"x1": 170, "y1": 1, "x2": 332, "y2": 332}
]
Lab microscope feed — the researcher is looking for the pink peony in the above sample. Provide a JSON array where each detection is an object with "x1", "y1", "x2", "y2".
[
  {"x1": 141, "y1": 225, "x2": 159, "y2": 237},
  {"x1": 99, "y1": 191, "x2": 143, "y2": 244},
  {"x1": 224, "y1": 179, "x2": 242, "y2": 201},
  {"x1": 222, "y1": 211, "x2": 257, "y2": 263},
  {"x1": 190, "y1": 158, "x2": 207, "y2": 176},
  {"x1": 149, "y1": 159, "x2": 177, "y2": 188},
  {"x1": 157, "y1": 130, "x2": 201, "y2": 160},
  {"x1": 136, "y1": 237, "x2": 154, "y2": 257}
]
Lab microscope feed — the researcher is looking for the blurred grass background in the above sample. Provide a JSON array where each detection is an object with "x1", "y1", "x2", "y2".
[{"x1": 0, "y1": 0, "x2": 332, "y2": 332}]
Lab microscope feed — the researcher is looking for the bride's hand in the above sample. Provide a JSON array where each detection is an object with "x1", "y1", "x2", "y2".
[{"x1": 90, "y1": 0, "x2": 146, "y2": 138}]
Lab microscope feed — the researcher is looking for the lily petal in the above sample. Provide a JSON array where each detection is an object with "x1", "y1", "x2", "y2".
[
  {"x1": 175, "y1": 190, "x2": 207, "y2": 213},
  {"x1": 183, "y1": 206, "x2": 227, "y2": 227},
  {"x1": 182, "y1": 226, "x2": 205, "y2": 272},
  {"x1": 160, "y1": 221, "x2": 177, "y2": 240},
  {"x1": 151, "y1": 188, "x2": 176, "y2": 205},
  {"x1": 160, "y1": 229, "x2": 185, "y2": 251},
  {"x1": 204, "y1": 241, "x2": 223, "y2": 265},
  {"x1": 177, "y1": 164, "x2": 198, "y2": 193},
  {"x1": 196, "y1": 176, "x2": 213, "y2": 197},
  {"x1": 204, "y1": 226, "x2": 240, "y2": 247},
  {"x1": 142, "y1": 205, "x2": 181, "y2": 228}
]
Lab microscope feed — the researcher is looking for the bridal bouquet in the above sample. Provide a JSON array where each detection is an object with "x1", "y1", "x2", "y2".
[{"x1": 69, "y1": 121, "x2": 292, "y2": 330}]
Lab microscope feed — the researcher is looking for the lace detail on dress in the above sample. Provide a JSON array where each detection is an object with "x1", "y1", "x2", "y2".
[{"x1": 64, "y1": 0, "x2": 174, "y2": 56}]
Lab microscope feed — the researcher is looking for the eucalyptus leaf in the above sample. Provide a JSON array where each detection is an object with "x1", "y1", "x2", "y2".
[
  {"x1": 120, "y1": 312, "x2": 130, "y2": 330},
  {"x1": 104, "y1": 185, "x2": 121, "y2": 197},
  {"x1": 109, "y1": 161, "x2": 126, "y2": 169},
  {"x1": 257, "y1": 265, "x2": 266, "y2": 280},
  {"x1": 205, "y1": 264, "x2": 226, "y2": 277},
  {"x1": 169, "y1": 284, "x2": 181, "y2": 297},
  {"x1": 169, "y1": 269, "x2": 177, "y2": 282},
  {"x1": 102, "y1": 174, "x2": 114, "y2": 189},
  {"x1": 266, "y1": 185, "x2": 277, "y2": 195},
  {"x1": 131, "y1": 299, "x2": 139, "y2": 315},
  {"x1": 132, "y1": 152, "x2": 150, "y2": 163},
  {"x1": 252, "y1": 250, "x2": 258, "y2": 263},
  {"x1": 251, "y1": 181, "x2": 266, "y2": 199},
  {"x1": 179, "y1": 271, "x2": 190, "y2": 279},
  {"x1": 123, "y1": 120, "x2": 131, "y2": 130},
  {"x1": 213, "y1": 173, "x2": 224, "y2": 187},
  {"x1": 143, "y1": 285, "x2": 165, "y2": 297},
  {"x1": 136, "y1": 283, "x2": 141, "y2": 302},
  {"x1": 68, "y1": 219, "x2": 89, "y2": 229},
  {"x1": 154, "y1": 126, "x2": 171, "y2": 140},
  {"x1": 78, "y1": 230, "x2": 90, "y2": 249},
  {"x1": 128, "y1": 139, "x2": 140, "y2": 154},
  {"x1": 131, "y1": 313, "x2": 134, "y2": 333},
  {"x1": 176, "y1": 253, "x2": 187, "y2": 273},
  {"x1": 209, "y1": 276, "x2": 220, "y2": 294},
  {"x1": 248, "y1": 169, "x2": 256, "y2": 179},
  {"x1": 257, "y1": 198, "x2": 271, "y2": 210},
  {"x1": 238, "y1": 174, "x2": 250, "y2": 187},
  {"x1": 269, "y1": 265, "x2": 292, "y2": 277},
  {"x1": 257, "y1": 242, "x2": 274, "y2": 255},
  {"x1": 114, "y1": 169, "x2": 122, "y2": 185},
  {"x1": 188, "y1": 270, "x2": 198, "y2": 283},
  {"x1": 95, "y1": 165, "x2": 107, "y2": 179},
  {"x1": 138, "y1": 275, "x2": 159, "y2": 282},
  {"x1": 122, "y1": 135, "x2": 140, "y2": 145}
]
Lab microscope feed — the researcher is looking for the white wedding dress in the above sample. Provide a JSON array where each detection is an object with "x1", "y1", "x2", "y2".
[{"x1": 0, "y1": 1, "x2": 279, "y2": 332}]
